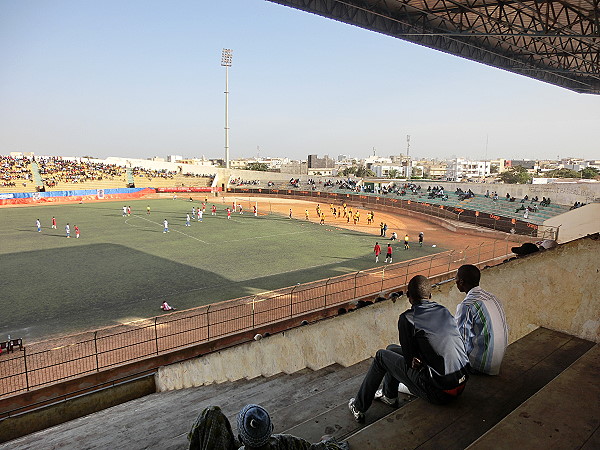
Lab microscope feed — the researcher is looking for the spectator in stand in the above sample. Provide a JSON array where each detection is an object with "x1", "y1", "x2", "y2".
[
  {"x1": 348, "y1": 275, "x2": 469, "y2": 423},
  {"x1": 187, "y1": 404, "x2": 349, "y2": 450},
  {"x1": 455, "y1": 265, "x2": 508, "y2": 375}
]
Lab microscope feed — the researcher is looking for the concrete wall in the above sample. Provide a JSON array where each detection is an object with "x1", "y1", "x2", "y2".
[
  {"x1": 543, "y1": 203, "x2": 600, "y2": 243},
  {"x1": 156, "y1": 234, "x2": 600, "y2": 391}
]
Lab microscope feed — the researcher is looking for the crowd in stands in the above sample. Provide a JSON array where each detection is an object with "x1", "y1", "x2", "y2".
[
  {"x1": 455, "y1": 187, "x2": 475, "y2": 200},
  {"x1": 1, "y1": 156, "x2": 32, "y2": 187},
  {"x1": 230, "y1": 177, "x2": 260, "y2": 186},
  {"x1": 427, "y1": 185, "x2": 448, "y2": 200},
  {"x1": 37, "y1": 158, "x2": 126, "y2": 188},
  {"x1": 570, "y1": 201, "x2": 586, "y2": 210},
  {"x1": 131, "y1": 166, "x2": 177, "y2": 180}
]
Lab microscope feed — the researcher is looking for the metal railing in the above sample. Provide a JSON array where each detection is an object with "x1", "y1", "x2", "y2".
[{"x1": 0, "y1": 239, "x2": 512, "y2": 399}]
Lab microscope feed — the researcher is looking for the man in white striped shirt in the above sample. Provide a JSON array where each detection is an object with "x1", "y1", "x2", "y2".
[{"x1": 455, "y1": 265, "x2": 508, "y2": 375}]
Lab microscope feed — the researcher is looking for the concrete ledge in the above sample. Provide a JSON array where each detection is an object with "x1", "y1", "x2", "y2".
[{"x1": 0, "y1": 374, "x2": 155, "y2": 443}]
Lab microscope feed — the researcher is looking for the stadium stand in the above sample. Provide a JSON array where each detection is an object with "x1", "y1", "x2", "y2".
[
  {"x1": 0, "y1": 156, "x2": 36, "y2": 193},
  {"x1": 132, "y1": 167, "x2": 214, "y2": 189},
  {"x1": 35, "y1": 157, "x2": 128, "y2": 191}
]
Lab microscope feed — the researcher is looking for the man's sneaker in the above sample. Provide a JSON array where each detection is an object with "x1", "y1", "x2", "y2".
[
  {"x1": 374, "y1": 389, "x2": 398, "y2": 407},
  {"x1": 348, "y1": 398, "x2": 365, "y2": 423}
]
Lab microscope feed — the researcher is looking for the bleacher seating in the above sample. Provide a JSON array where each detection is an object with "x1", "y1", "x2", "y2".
[
  {"x1": 4, "y1": 328, "x2": 596, "y2": 448},
  {"x1": 36, "y1": 158, "x2": 127, "y2": 191},
  {"x1": 0, "y1": 156, "x2": 36, "y2": 193}
]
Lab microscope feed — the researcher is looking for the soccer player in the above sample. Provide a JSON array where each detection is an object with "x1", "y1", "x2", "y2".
[
  {"x1": 36, "y1": 219, "x2": 41, "y2": 232},
  {"x1": 305, "y1": 209, "x2": 309, "y2": 220},
  {"x1": 419, "y1": 232, "x2": 424, "y2": 247},
  {"x1": 192, "y1": 206, "x2": 196, "y2": 216},
  {"x1": 198, "y1": 209, "x2": 203, "y2": 222},
  {"x1": 320, "y1": 212, "x2": 325, "y2": 225},
  {"x1": 127, "y1": 206, "x2": 131, "y2": 216},
  {"x1": 65, "y1": 223, "x2": 71, "y2": 238},
  {"x1": 186, "y1": 214, "x2": 191, "y2": 227},
  {"x1": 163, "y1": 219, "x2": 169, "y2": 233},
  {"x1": 227, "y1": 208, "x2": 231, "y2": 220},
  {"x1": 51, "y1": 216, "x2": 57, "y2": 229},
  {"x1": 160, "y1": 301, "x2": 175, "y2": 311},
  {"x1": 212, "y1": 205, "x2": 217, "y2": 216},
  {"x1": 404, "y1": 234, "x2": 410, "y2": 250},
  {"x1": 74, "y1": 225, "x2": 80, "y2": 238},
  {"x1": 202, "y1": 203, "x2": 206, "y2": 213},
  {"x1": 253, "y1": 205, "x2": 257, "y2": 217},
  {"x1": 385, "y1": 244, "x2": 393, "y2": 263},
  {"x1": 122, "y1": 206, "x2": 127, "y2": 217},
  {"x1": 289, "y1": 208, "x2": 292, "y2": 219},
  {"x1": 146, "y1": 205, "x2": 151, "y2": 215},
  {"x1": 374, "y1": 242, "x2": 381, "y2": 263}
]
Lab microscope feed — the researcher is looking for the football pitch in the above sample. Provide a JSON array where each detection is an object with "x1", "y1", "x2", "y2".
[{"x1": 0, "y1": 197, "x2": 444, "y2": 342}]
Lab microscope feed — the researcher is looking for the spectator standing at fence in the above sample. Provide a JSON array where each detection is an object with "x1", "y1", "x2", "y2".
[
  {"x1": 383, "y1": 223, "x2": 388, "y2": 237},
  {"x1": 163, "y1": 219, "x2": 169, "y2": 233},
  {"x1": 51, "y1": 216, "x2": 57, "y2": 229},
  {"x1": 289, "y1": 208, "x2": 292, "y2": 219},
  {"x1": 36, "y1": 218, "x2": 41, "y2": 232},
  {"x1": 348, "y1": 275, "x2": 470, "y2": 423},
  {"x1": 385, "y1": 244, "x2": 393, "y2": 263},
  {"x1": 455, "y1": 265, "x2": 508, "y2": 375},
  {"x1": 65, "y1": 223, "x2": 70, "y2": 238},
  {"x1": 374, "y1": 242, "x2": 381, "y2": 263}
]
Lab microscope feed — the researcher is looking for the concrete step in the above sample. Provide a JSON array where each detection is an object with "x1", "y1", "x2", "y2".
[
  {"x1": 468, "y1": 344, "x2": 600, "y2": 449},
  {"x1": 345, "y1": 327, "x2": 595, "y2": 449}
]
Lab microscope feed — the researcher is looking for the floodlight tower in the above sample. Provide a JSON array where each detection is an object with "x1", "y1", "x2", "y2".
[
  {"x1": 406, "y1": 135, "x2": 411, "y2": 179},
  {"x1": 221, "y1": 48, "x2": 233, "y2": 169}
]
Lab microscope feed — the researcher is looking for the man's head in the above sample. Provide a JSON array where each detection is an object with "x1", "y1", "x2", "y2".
[
  {"x1": 407, "y1": 275, "x2": 431, "y2": 304},
  {"x1": 456, "y1": 264, "x2": 481, "y2": 293},
  {"x1": 237, "y1": 404, "x2": 273, "y2": 448}
]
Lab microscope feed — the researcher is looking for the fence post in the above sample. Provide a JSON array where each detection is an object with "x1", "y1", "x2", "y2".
[
  {"x1": 478, "y1": 242, "x2": 484, "y2": 264},
  {"x1": 381, "y1": 266, "x2": 385, "y2": 293},
  {"x1": 23, "y1": 347, "x2": 30, "y2": 392},
  {"x1": 154, "y1": 317, "x2": 159, "y2": 355},
  {"x1": 428, "y1": 255, "x2": 434, "y2": 278},
  {"x1": 354, "y1": 271, "x2": 360, "y2": 299},
  {"x1": 290, "y1": 285, "x2": 297, "y2": 318},
  {"x1": 493, "y1": 239, "x2": 497, "y2": 259},
  {"x1": 252, "y1": 296, "x2": 256, "y2": 329},
  {"x1": 448, "y1": 250, "x2": 454, "y2": 273},
  {"x1": 207, "y1": 304, "x2": 211, "y2": 341},
  {"x1": 324, "y1": 278, "x2": 329, "y2": 308},
  {"x1": 94, "y1": 331, "x2": 99, "y2": 372}
]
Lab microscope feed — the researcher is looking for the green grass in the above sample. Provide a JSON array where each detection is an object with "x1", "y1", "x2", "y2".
[{"x1": 0, "y1": 198, "x2": 444, "y2": 342}]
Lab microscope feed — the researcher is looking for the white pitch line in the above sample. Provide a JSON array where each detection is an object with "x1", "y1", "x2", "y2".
[{"x1": 130, "y1": 214, "x2": 210, "y2": 244}]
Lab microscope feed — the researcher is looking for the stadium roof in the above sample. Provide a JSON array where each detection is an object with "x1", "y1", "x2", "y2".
[{"x1": 268, "y1": 0, "x2": 600, "y2": 95}]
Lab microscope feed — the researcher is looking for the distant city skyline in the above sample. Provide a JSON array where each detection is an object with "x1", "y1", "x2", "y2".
[{"x1": 1, "y1": 0, "x2": 599, "y2": 162}]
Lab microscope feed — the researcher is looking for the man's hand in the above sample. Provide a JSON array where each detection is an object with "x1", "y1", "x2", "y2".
[{"x1": 411, "y1": 357, "x2": 422, "y2": 369}]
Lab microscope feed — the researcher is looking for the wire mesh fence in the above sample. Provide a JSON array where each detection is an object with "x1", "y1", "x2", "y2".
[{"x1": 0, "y1": 238, "x2": 513, "y2": 399}]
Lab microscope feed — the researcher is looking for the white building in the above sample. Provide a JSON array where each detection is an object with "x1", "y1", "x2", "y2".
[{"x1": 445, "y1": 158, "x2": 492, "y2": 181}]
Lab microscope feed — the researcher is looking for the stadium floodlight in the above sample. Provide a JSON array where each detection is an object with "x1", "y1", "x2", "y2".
[{"x1": 221, "y1": 48, "x2": 233, "y2": 169}]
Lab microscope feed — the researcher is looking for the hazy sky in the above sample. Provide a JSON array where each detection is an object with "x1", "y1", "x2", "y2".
[{"x1": 1, "y1": 0, "x2": 599, "y2": 162}]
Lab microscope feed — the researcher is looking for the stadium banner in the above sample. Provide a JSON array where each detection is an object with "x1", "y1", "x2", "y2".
[
  {"x1": 0, "y1": 187, "x2": 155, "y2": 206},
  {"x1": 155, "y1": 187, "x2": 220, "y2": 193}
]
